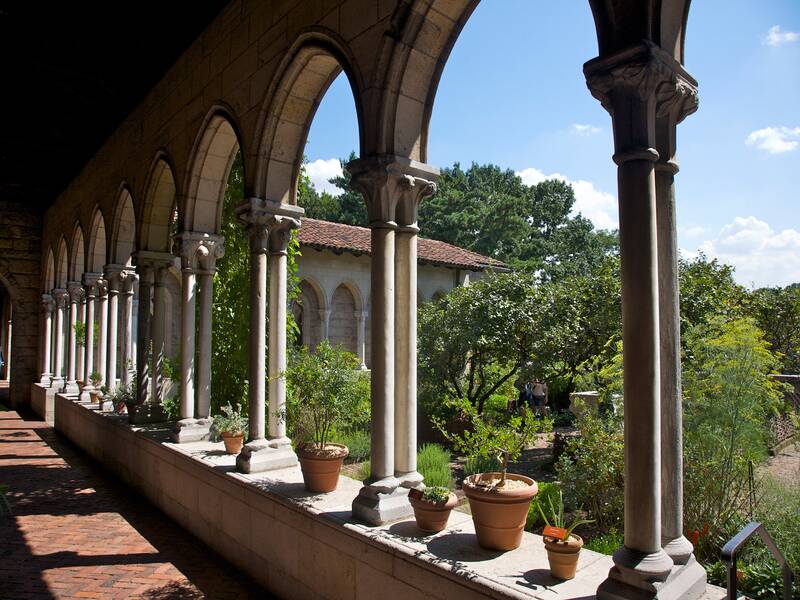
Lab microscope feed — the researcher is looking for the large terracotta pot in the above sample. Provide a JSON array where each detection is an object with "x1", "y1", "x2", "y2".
[
  {"x1": 409, "y1": 491, "x2": 458, "y2": 533},
  {"x1": 544, "y1": 534, "x2": 583, "y2": 580},
  {"x1": 221, "y1": 432, "x2": 244, "y2": 455},
  {"x1": 463, "y1": 472, "x2": 538, "y2": 551},
  {"x1": 297, "y1": 443, "x2": 348, "y2": 493}
]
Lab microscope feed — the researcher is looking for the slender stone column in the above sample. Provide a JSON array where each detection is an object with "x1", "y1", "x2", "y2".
[
  {"x1": 39, "y1": 294, "x2": 54, "y2": 384},
  {"x1": 96, "y1": 279, "x2": 109, "y2": 387},
  {"x1": 51, "y1": 288, "x2": 68, "y2": 389},
  {"x1": 347, "y1": 154, "x2": 439, "y2": 525},
  {"x1": 354, "y1": 310, "x2": 367, "y2": 369},
  {"x1": 235, "y1": 198, "x2": 302, "y2": 473},
  {"x1": 196, "y1": 237, "x2": 223, "y2": 420},
  {"x1": 268, "y1": 224, "x2": 295, "y2": 447},
  {"x1": 76, "y1": 296, "x2": 85, "y2": 385},
  {"x1": 65, "y1": 282, "x2": 83, "y2": 395},
  {"x1": 319, "y1": 309, "x2": 331, "y2": 340},
  {"x1": 81, "y1": 274, "x2": 100, "y2": 400},
  {"x1": 104, "y1": 265, "x2": 124, "y2": 391},
  {"x1": 151, "y1": 266, "x2": 168, "y2": 404},
  {"x1": 175, "y1": 238, "x2": 197, "y2": 422},
  {"x1": 134, "y1": 262, "x2": 153, "y2": 406},
  {"x1": 656, "y1": 84, "x2": 699, "y2": 567},
  {"x1": 586, "y1": 42, "x2": 705, "y2": 600},
  {"x1": 119, "y1": 271, "x2": 137, "y2": 385}
]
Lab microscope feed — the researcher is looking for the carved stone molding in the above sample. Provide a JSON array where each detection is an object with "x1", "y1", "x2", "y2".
[
  {"x1": 66, "y1": 281, "x2": 85, "y2": 303},
  {"x1": 41, "y1": 293, "x2": 55, "y2": 314},
  {"x1": 172, "y1": 231, "x2": 225, "y2": 273},
  {"x1": 236, "y1": 199, "x2": 302, "y2": 257}
]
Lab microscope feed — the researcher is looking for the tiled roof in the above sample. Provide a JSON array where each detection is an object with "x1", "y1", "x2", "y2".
[{"x1": 297, "y1": 218, "x2": 507, "y2": 271}]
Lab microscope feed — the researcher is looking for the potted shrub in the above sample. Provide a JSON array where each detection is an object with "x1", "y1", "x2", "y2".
[
  {"x1": 282, "y1": 341, "x2": 368, "y2": 493},
  {"x1": 538, "y1": 490, "x2": 593, "y2": 580},
  {"x1": 408, "y1": 486, "x2": 458, "y2": 533},
  {"x1": 107, "y1": 381, "x2": 134, "y2": 414},
  {"x1": 433, "y1": 396, "x2": 551, "y2": 551},
  {"x1": 89, "y1": 371, "x2": 104, "y2": 407},
  {"x1": 212, "y1": 403, "x2": 248, "y2": 455}
]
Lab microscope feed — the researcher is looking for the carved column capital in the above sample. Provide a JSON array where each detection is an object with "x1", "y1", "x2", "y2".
[
  {"x1": 82, "y1": 272, "x2": 101, "y2": 295},
  {"x1": 52, "y1": 288, "x2": 68, "y2": 309},
  {"x1": 41, "y1": 293, "x2": 55, "y2": 313},
  {"x1": 133, "y1": 250, "x2": 173, "y2": 285},
  {"x1": 346, "y1": 154, "x2": 438, "y2": 227},
  {"x1": 103, "y1": 264, "x2": 127, "y2": 293},
  {"x1": 172, "y1": 231, "x2": 225, "y2": 273},
  {"x1": 236, "y1": 199, "x2": 302, "y2": 256},
  {"x1": 67, "y1": 281, "x2": 84, "y2": 303},
  {"x1": 119, "y1": 269, "x2": 139, "y2": 294}
]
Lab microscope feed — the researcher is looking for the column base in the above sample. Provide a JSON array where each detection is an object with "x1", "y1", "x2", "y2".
[
  {"x1": 598, "y1": 554, "x2": 706, "y2": 600},
  {"x1": 396, "y1": 470, "x2": 424, "y2": 489},
  {"x1": 80, "y1": 385, "x2": 93, "y2": 402},
  {"x1": 235, "y1": 439, "x2": 298, "y2": 474},
  {"x1": 172, "y1": 418, "x2": 212, "y2": 443},
  {"x1": 64, "y1": 380, "x2": 81, "y2": 396},
  {"x1": 39, "y1": 374, "x2": 52, "y2": 386},
  {"x1": 50, "y1": 376, "x2": 64, "y2": 390},
  {"x1": 662, "y1": 535, "x2": 695, "y2": 565},
  {"x1": 352, "y1": 477, "x2": 413, "y2": 525},
  {"x1": 128, "y1": 403, "x2": 168, "y2": 425}
]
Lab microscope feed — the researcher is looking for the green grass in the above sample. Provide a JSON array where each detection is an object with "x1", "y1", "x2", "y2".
[
  {"x1": 417, "y1": 443, "x2": 453, "y2": 489},
  {"x1": 583, "y1": 529, "x2": 622, "y2": 555}
]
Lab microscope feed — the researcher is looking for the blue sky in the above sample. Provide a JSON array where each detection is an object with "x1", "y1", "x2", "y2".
[{"x1": 305, "y1": 1, "x2": 800, "y2": 288}]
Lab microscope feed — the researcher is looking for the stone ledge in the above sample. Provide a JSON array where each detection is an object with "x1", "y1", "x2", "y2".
[{"x1": 51, "y1": 394, "x2": 723, "y2": 600}]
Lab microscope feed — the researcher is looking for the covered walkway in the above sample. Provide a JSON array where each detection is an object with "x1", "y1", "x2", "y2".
[{"x1": 0, "y1": 410, "x2": 269, "y2": 599}]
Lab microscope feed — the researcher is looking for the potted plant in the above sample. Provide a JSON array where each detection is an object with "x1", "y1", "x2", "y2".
[
  {"x1": 89, "y1": 371, "x2": 104, "y2": 407},
  {"x1": 212, "y1": 403, "x2": 248, "y2": 455},
  {"x1": 433, "y1": 396, "x2": 551, "y2": 551},
  {"x1": 282, "y1": 341, "x2": 368, "y2": 493},
  {"x1": 107, "y1": 381, "x2": 134, "y2": 414},
  {"x1": 408, "y1": 486, "x2": 458, "y2": 533},
  {"x1": 539, "y1": 490, "x2": 594, "y2": 580}
]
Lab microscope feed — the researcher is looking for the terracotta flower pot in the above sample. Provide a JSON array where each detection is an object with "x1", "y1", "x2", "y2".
[
  {"x1": 221, "y1": 432, "x2": 244, "y2": 455},
  {"x1": 409, "y1": 491, "x2": 458, "y2": 532},
  {"x1": 297, "y1": 443, "x2": 348, "y2": 493},
  {"x1": 463, "y1": 472, "x2": 538, "y2": 551},
  {"x1": 90, "y1": 390, "x2": 104, "y2": 408},
  {"x1": 544, "y1": 534, "x2": 583, "y2": 580}
]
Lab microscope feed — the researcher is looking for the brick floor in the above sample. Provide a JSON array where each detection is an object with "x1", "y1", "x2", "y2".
[{"x1": 0, "y1": 410, "x2": 273, "y2": 599}]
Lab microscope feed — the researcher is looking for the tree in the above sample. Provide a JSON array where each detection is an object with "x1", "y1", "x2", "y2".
[
  {"x1": 749, "y1": 285, "x2": 800, "y2": 374},
  {"x1": 299, "y1": 151, "x2": 368, "y2": 226},
  {"x1": 679, "y1": 253, "x2": 747, "y2": 337},
  {"x1": 418, "y1": 272, "x2": 543, "y2": 415}
]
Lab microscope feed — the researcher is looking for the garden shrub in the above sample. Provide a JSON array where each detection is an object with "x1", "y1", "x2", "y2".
[
  {"x1": 554, "y1": 409, "x2": 624, "y2": 530},
  {"x1": 525, "y1": 481, "x2": 561, "y2": 531},
  {"x1": 355, "y1": 459, "x2": 370, "y2": 481},
  {"x1": 583, "y1": 528, "x2": 622, "y2": 555},
  {"x1": 336, "y1": 429, "x2": 370, "y2": 462},
  {"x1": 417, "y1": 443, "x2": 453, "y2": 489},
  {"x1": 463, "y1": 454, "x2": 500, "y2": 477}
]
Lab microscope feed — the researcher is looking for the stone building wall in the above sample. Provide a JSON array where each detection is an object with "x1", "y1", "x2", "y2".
[{"x1": 0, "y1": 200, "x2": 41, "y2": 408}]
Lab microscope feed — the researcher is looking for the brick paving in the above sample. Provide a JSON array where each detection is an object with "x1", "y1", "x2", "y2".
[{"x1": 0, "y1": 410, "x2": 272, "y2": 599}]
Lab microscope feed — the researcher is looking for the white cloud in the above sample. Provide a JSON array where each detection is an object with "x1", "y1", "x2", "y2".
[
  {"x1": 681, "y1": 225, "x2": 707, "y2": 238},
  {"x1": 305, "y1": 158, "x2": 344, "y2": 196},
  {"x1": 691, "y1": 216, "x2": 800, "y2": 288},
  {"x1": 764, "y1": 25, "x2": 799, "y2": 46},
  {"x1": 517, "y1": 167, "x2": 618, "y2": 230},
  {"x1": 570, "y1": 123, "x2": 602, "y2": 136},
  {"x1": 745, "y1": 126, "x2": 800, "y2": 154}
]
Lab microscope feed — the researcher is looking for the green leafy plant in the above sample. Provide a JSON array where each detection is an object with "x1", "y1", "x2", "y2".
[
  {"x1": 421, "y1": 486, "x2": 451, "y2": 504},
  {"x1": 433, "y1": 395, "x2": 551, "y2": 487},
  {"x1": 212, "y1": 403, "x2": 248, "y2": 436},
  {"x1": 74, "y1": 321, "x2": 86, "y2": 348},
  {"x1": 162, "y1": 395, "x2": 180, "y2": 421},
  {"x1": 538, "y1": 489, "x2": 594, "y2": 540},
  {"x1": 90, "y1": 371, "x2": 102, "y2": 388},
  {"x1": 282, "y1": 340, "x2": 368, "y2": 450},
  {"x1": 584, "y1": 528, "x2": 622, "y2": 555},
  {"x1": 417, "y1": 443, "x2": 453, "y2": 489},
  {"x1": 526, "y1": 481, "x2": 561, "y2": 530},
  {"x1": 336, "y1": 429, "x2": 370, "y2": 462}
]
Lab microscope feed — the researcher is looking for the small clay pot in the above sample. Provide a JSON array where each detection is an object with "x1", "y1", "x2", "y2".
[
  {"x1": 463, "y1": 472, "x2": 538, "y2": 551},
  {"x1": 297, "y1": 443, "x2": 349, "y2": 493},
  {"x1": 544, "y1": 534, "x2": 583, "y2": 580},
  {"x1": 90, "y1": 390, "x2": 104, "y2": 408},
  {"x1": 409, "y1": 491, "x2": 458, "y2": 532},
  {"x1": 221, "y1": 432, "x2": 244, "y2": 455}
]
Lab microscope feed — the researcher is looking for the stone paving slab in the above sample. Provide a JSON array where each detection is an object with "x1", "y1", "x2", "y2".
[{"x1": 0, "y1": 410, "x2": 272, "y2": 599}]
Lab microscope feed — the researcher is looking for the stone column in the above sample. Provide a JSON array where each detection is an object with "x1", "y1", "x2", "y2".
[
  {"x1": 104, "y1": 265, "x2": 124, "y2": 392},
  {"x1": 656, "y1": 80, "x2": 702, "y2": 581},
  {"x1": 39, "y1": 294, "x2": 54, "y2": 384},
  {"x1": 586, "y1": 42, "x2": 705, "y2": 600},
  {"x1": 235, "y1": 198, "x2": 302, "y2": 473},
  {"x1": 3, "y1": 302, "x2": 10, "y2": 382},
  {"x1": 347, "y1": 155, "x2": 438, "y2": 525},
  {"x1": 172, "y1": 232, "x2": 224, "y2": 443},
  {"x1": 354, "y1": 310, "x2": 368, "y2": 369},
  {"x1": 395, "y1": 177, "x2": 436, "y2": 488},
  {"x1": 96, "y1": 279, "x2": 109, "y2": 387},
  {"x1": 151, "y1": 265, "x2": 168, "y2": 405},
  {"x1": 76, "y1": 295, "x2": 85, "y2": 385},
  {"x1": 319, "y1": 309, "x2": 331, "y2": 340},
  {"x1": 51, "y1": 288, "x2": 67, "y2": 390},
  {"x1": 119, "y1": 270, "x2": 137, "y2": 385},
  {"x1": 65, "y1": 282, "x2": 83, "y2": 395},
  {"x1": 134, "y1": 262, "x2": 153, "y2": 406},
  {"x1": 81, "y1": 274, "x2": 100, "y2": 400}
]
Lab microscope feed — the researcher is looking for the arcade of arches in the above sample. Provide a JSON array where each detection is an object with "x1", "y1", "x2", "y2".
[{"x1": 6, "y1": 1, "x2": 713, "y2": 599}]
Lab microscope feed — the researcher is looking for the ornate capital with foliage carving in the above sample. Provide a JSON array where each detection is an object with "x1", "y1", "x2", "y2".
[
  {"x1": 346, "y1": 154, "x2": 438, "y2": 227},
  {"x1": 173, "y1": 231, "x2": 225, "y2": 273},
  {"x1": 236, "y1": 198, "x2": 302, "y2": 256},
  {"x1": 41, "y1": 293, "x2": 55, "y2": 314},
  {"x1": 52, "y1": 288, "x2": 68, "y2": 309},
  {"x1": 66, "y1": 281, "x2": 84, "y2": 303}
]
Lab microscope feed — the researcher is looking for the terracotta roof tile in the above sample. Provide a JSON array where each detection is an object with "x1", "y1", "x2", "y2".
[{"x1": 297, "y1": 218, "x2": 506, "y2": 271}]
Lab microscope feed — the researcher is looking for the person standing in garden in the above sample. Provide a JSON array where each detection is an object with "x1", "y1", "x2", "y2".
[{"x1": 531, "y1": 378, "x2": 548, "y2": 416}]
